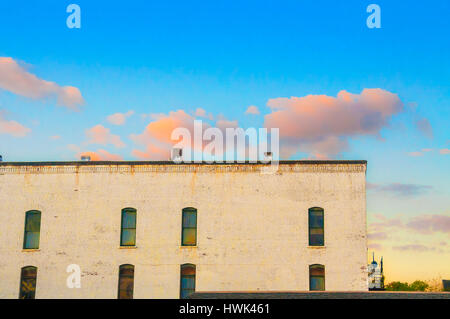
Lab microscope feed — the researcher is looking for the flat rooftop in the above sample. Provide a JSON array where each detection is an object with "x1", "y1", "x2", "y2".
[{"x1": 0, "y1": 160, "x2": 367, "y2": 166}]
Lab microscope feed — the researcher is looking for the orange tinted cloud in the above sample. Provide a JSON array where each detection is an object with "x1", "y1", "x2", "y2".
[
  {"x1": 245, "y1": 105, "x2": 260, "y2": 115},
  {"x1": 132, "y1": 144, "x2": 169, "y2": 161},
  {"x1": 0, "y1": 57, "x2": 84, "y2": 110},
  {"x1": 130, "y1": 109, "x2": 242, "y2": 160},
  {"x1": 0, "y1": 112, "x2": 31, "y2": 137},
  {"x1": 215, "y1": 114, "x2": 238, "y2": 131},
  {"x1": 131, "y1": 110, "x2": 201, "y2": 159},
  {"x1": 106, "y1": 110, "x2": 134, "y2": 125},
  {"x1": 79, "y1": 149, "x2": 123, "y2": 161},
  {"x1": 132, "y1": 110, "x2": 194, "y2": 145},
  {"x1": 194, "y1": 108, "x2": 214, "y2": 120},
  {"x1": 85, "y1": 124, "x2": 125, "y2": 148},
  {"x1": 264, "y1": 89, "x2": 403, "y2": 158},
  {"x1": 130, "y1": 110, "x2": 193, "y2": 160}
]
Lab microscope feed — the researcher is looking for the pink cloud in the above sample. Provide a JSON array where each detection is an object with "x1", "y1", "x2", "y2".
[
  {"x1": 406, "y1": 214, "x2": 450, "y2": 235},
  {"x1": 50, "y1": 135, "x2": 61, "y2": 140},
  {"x1": 392, "y1": 244, "x2": 435, "y2": 252},
  {"x1": 407, "y1": 151, "x2": 424, "y2": 157},
  {"x1": 195, "y1": 108, "x2": 207, "y2": 117},
  {"x1": 0, "y1": 57, "x2": 84, "y2": 110},
  {"x1": 245, "y1": 105, "x2": 260, "y2": 115},
  {"x1": 0, "y1": 112, "x2": 31, "y2": 137},
  {"x1": 369, "y1": 182, "x2": 432, "y2": 197},
  {"x1": 369, "y1": 213, "x2": 450, "y2": 239},
  {"x1": 367, "y1": 231, "x2": 388, "y2": 241},
  {"x1": 85, "y1": 124, "x2": 125, "y2": 148},
  {"x1": 264, "y1": 89, "x2": 403, "y2": 158},
  {"x1": 106, "y1": 110, "x2": 134, "y2": 125},
  {"x1": 194, "y1": 108, "x2": 214, "y2": 120},
  {"x1": 215, "y1": 115, "x2": 238, "y2": 131},
  {"x1": 368, "y1": 243, "x2": 383, "y2": 250},
  {"x1": 439, "y1": 148, "x2": 450, "y2": 155}
]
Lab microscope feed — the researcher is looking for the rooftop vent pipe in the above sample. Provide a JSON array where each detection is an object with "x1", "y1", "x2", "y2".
[
  {"x1": 264, "y1": 151, "x2": 272, "y2": 161},
  {"x1": 171, "y1": 148, "x2": 183, "y2": 163}
]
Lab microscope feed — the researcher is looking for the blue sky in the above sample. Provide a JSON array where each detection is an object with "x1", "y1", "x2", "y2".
[{"x1": 0, "y1": 1, "x2": 449, "y2": 282}]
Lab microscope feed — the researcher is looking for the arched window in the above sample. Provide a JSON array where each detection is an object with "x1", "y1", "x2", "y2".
[
  {"x1": 23, "y1": 210, "x2": 41, "y2": 249},
  {"x1": 118, "y1": 264, "x2": 134, "y2": 299},
  {"x1": 19, "y1": 266, "x2": 37, "y2": 299},
  {"x1": 180, "y1": 264, "x2": 196, "y2": 299},
  {"x1": 309, "y1": 264, "x2": 325, "y2": 291},
  {"x1": 120, "y1": 208, "x2": 137, "y2": 246},
  {"x1": 308, "y1": 207, "x2": 324, "y2": 246},
  {"x1": 181, "y1": 208, "x2": 197, "y2": 246}
]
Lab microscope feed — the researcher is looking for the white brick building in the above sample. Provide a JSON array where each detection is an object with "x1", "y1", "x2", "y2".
[{"x1": 0, "y1": 160, "x2": 367, "y2": 298}]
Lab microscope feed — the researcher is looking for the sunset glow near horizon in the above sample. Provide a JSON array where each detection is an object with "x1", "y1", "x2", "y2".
[{"x1": 0, "y1": 1, "x2": 448, "y2": 283}]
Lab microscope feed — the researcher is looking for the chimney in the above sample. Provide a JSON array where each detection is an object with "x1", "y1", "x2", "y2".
[{"x1": 81, "y1": 155, "x2": 91, "y2": 161}]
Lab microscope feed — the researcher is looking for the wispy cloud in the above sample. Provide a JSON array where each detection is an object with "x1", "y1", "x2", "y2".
[
  {"x1": 0, "y1": 111, "x2": 31, "y2": 137},
  {"x1": 407, "y1": 151, "x2": 424, "y2": 157},
  {"x1": 406, "y1": 214, "x2": 450, "y2": 235},
  {"x1": 367, "y1": 231, "x2": 388, "y2": 240},
  {"x1": 106, "y1": 110, "x2": 134, "y2": 125},
  {"x1": 85, "y1": 124, "x2": 125, "y2": 148},
  {"x1": 415, "y1": 118, "x2": 433, "y2": 139},
  {"x1": 194, "y1": 108, "x2": 213, "y2": 120},
  {"x1": 370, "y1": 213, "x2": 450, "y2": 235},
  {"x1": 369, "y1": 182, "x2": 432, "y2": 197},
  {"x1": 392, "y1": 244, "x2": 435, "y2": 252},
  {"x1": 0, "y1": 57, "x2": 84, "y2": 110}
]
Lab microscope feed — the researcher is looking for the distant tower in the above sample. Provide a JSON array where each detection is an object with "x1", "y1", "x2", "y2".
[{"x1": 368, "y1": 252, "x2": 384, "y2": 291}]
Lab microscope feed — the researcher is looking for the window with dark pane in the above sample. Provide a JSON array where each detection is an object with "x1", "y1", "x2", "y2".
[
  {"x1": 118, "y1": 264, "x2": 134, "y2": 299},
  {"x1": 309, "y1": 264, "x2": 325, "y2": 291},
  {"x1": 180, "y1": 264, "x2": 196, "y2": 299},
  {"x1": 308, "y1": 207, "x2": 324, "y2": 246},
  {"x1": 120, "y1": 208, "x2": 136, "y2": 246},
  {"x1": 23, "y1": 210, "x2": 41, "y2": 249},
  {"x1": 19, "y1": 266, "x2": 37, "y2": 299},
  {"x1": 182, "y1": 208, "x2": 197, "y2": 246}
]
